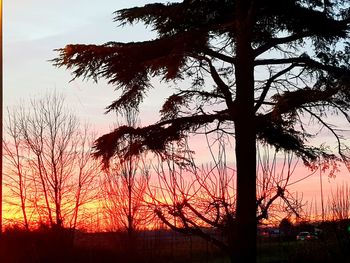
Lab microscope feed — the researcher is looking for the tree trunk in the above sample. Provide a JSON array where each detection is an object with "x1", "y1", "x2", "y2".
[
  {"x1": 232, "y1": 3, "x2": 257, "y2": 262},
  {"x1": 233, "y1": 112, "x2": 256, "y2": 263}
]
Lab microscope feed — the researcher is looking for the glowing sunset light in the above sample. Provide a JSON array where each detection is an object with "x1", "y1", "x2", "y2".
[{"x1": 3, "y1": 2, "x2": 350, "y2": 263}]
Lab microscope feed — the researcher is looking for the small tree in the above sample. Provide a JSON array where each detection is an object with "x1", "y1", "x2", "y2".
[
  {"x1": 4, "y1": 92, "x2": 100, "y2": 229},
  {"x1": 101, "y1": 109, "x2": 151, "y2": 238},
  {"x1": 329, "y1": 182, "x2": 350, "y2": 220},
  {"x1": 256, "y1": 145, "x2": 307, "y2": 222},
  {"x1": 150, "y1": 134, "x2": 306, "y2": 255}
]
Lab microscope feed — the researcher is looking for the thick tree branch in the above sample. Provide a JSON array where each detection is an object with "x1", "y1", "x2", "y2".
[
  {"x1": 155, "y1": 209, "x2": 229, "y2": 253},
  {"x1": 254, "y1": 63, "x2": 296, "y2": 112},
  {"x1": 255, "y1": 56, "x2": 350, "y2": 77},
  {"x1": 207, "y1": 60, "x2": 234, "y2": 108},
  {"x1": 254, "y1": 32, "x2": 311, "y2": 57},
  {"x1": 183, "y1": 199, "x2": 222, "y2": 229},
  {"x1": 256, "y1": 186, "x2": 283, "y2": 222},
  {"x1": 93, "y1": 110, "x2": 232, "y2": 165},
  {"x1": 201, "y1": 47, "x2": 236, "y2": 64}
]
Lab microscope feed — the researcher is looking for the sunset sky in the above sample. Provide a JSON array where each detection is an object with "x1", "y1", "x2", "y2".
[
  {"x1": 5, "y1": 0, "x2": 350, "y2": 220},
  {"x1": 5, "y1": 0, "x2": 178, "y2": 132}
]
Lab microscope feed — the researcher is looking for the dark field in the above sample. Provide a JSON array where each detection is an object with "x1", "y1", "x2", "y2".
[{"x1": 1, "y1": 227, "x2": 350, "y2": 263}]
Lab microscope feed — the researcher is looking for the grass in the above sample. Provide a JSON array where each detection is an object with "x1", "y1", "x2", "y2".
[{"x1": 257, "y1": 238, "x2": 350, "y2": 263}]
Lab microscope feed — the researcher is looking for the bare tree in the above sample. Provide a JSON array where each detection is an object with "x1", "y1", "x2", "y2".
[
  {"x1": 256, "y1": 146, "x2": 306, "y2": 223},
  {"x1": 150, "y1": 133, "x2": 309, "y2": 255},
  {"x1": 66, "y1": 125, "x2": 101, "y2": 229},
  {"x1": 100, "y1": 109, "x2": 151, "y2": 237},
  {"x1": 3, "y1": 106, "x2": 31, "y2": 229},
  {"x1": 329, "y1": 182, "x2": 350, "y2": 220},
  {"x1": 3, "y1": 92, "x2": 100, "y2": 229}
]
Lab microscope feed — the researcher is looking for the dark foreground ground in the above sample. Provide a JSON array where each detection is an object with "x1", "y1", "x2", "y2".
[{"x1": 0, "y1": 227, "x2": 350, "y2": 263}]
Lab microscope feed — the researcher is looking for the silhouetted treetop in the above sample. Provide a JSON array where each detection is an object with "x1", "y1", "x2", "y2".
[
  {"x1": 53, "y1": 0, "x2": 350, "y2": 167},
  {"x1": 115, "y1": 0, "x2": 349, "y2": 41}
]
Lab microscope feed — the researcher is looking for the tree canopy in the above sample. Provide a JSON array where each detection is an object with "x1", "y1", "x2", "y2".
[
  {"x1": 53, "y1": 1, "x2": 350, "y2": 262},
  {"x1": 55, "y1": 0, "x2": 350, "y2": 166}
]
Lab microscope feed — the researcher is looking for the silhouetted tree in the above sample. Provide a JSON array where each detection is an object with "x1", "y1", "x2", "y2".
[
  {"x1": 101, "y1": 109, "x2": 151, "y2": 238},
  {"x1": 53, "y1": 1, "x2": 350, "y2": 262},
  {"x1": 3, "y1": 107, "x2": 31, "y2": 230},
  {"x1": 150, "y1": 134, "x2": 307, "y2": 255},
  {"x1": 69, "y1": 124, "x2": 101, "y2": 230},
  {"x1": 3, "y1": 92, "x2": 100, "y2": 229},
  {"x1": 329, "y1": 182, "x2": 350, "y2": 220}
]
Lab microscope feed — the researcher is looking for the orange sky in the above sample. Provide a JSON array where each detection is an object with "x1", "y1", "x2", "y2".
[{"x1": 4, "y1": 1, "x2": 350, "y2": 228}]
